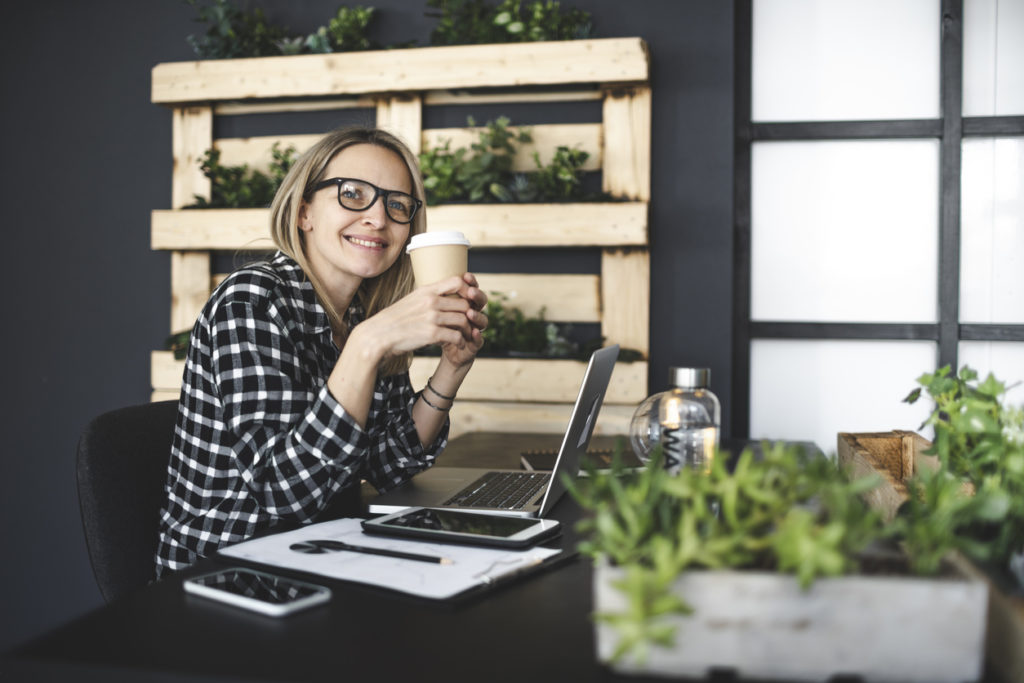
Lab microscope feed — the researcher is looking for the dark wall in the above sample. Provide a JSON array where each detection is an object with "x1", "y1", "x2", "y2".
[{"x1": 0, "y1": 0, "x2": 733, "y2": 651}]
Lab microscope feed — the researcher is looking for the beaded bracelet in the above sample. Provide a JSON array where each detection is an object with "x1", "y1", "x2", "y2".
[
  {"x1": 420, "y1": 391, "x2": 451, "y2": 412},
  {"x1": 426, "y1": 377, "x2": 456, "y2": 401}
]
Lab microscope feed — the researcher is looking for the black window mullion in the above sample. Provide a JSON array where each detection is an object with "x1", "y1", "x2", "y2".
[
  {"x1": 751, "y1": 119, "x2": 942, "y2": 140},
  {"x1": 938, "y1": 0, "x2": 964, "y2": 370},
  {"x1": 960, "y1": 324, "x2": 1024, "y2": 342},
  {"x1": 963, "y1": 115, "x2": 1024, "y2": 136},
  {"x1": 750, "y1": 322, "x2": 939, "y2": 341},
  {"x1": 732, "y1": 0, "x2": 753, "y2": 438}
]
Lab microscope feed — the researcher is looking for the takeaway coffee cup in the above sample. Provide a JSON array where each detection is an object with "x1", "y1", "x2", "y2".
[{"x1": 405, "y1": 231, "x2": 471, "y2": 288}]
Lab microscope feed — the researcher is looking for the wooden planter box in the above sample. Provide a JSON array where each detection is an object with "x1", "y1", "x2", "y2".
[
  {"x1": 839, "y1": 431, "x2": 1024, "y2": 683},
  {"x1": 594, "y1": 559, "x2": 987, "y2": 682}
]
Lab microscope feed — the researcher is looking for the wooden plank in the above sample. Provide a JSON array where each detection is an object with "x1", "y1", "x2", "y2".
[
  {"x1": 151, "y1": 350, "x2": 183, "y2": 391},
  {"x1": 602, "y1": 85, "x2": 651, "y2": 201},
  {"x1": 152, "y1": 202, "x2": 647, "y2": 250},
  {"x1": 152, "y1": 38, "x2": 650, "y2": 104},
  {"x1": 600, "y1": 249, "x2": 650, "y2": 356},
  {"x1": 409, "y1": 357, "x2": 646, "y2": 404},
  {"x1": 152, "y1": 390, "x2": 180, "y2": 403},
  {"x1": 376, "y1": 95, "x2": 423, "y2": 155},
  {"x1": 429, "y1": 202, "x2": 648, "y2": 247},
  {"x1": 152, "y1": 209, "x2": 272, "y2": 250},
  {"x1": 476, "y1": 274, "x2": 599, "y2": 322},
  {"x1": 171, "y1": 251, "x2": 211, "y2": 334},
  {"x1": 423, "y1": 88, "x2": 602, "y2": 106},
  {"x1": 153, "y1": 352, "x2": 646, "y2": 405},
  {"x1": 214, "y1": 135, "x2": 321, "y2": 171},
  {"x1": 171, "y1": 106, "x2": 213, "y2": 209},
  {"x1": 208, "y1": 271, "x2": 601, "y2": 322},
  {"x1": 446, "y1": 400, "x2": 633, "y2": 440},
  {"x1": 424, "y1": 123, "x2": 601, "y2": 172},
  {"x1": 215, "y1": 96, "x2": 376, "y2": 116}
]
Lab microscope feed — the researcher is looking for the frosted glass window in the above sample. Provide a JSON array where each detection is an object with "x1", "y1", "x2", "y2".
[
  {"x1": 959, "y1": 341, "x2": 1024, "y2": 404},
  {"x1": 964, "y1": 0, "x2": 1024, "y2": 116},
  {"x1": 752, "y1": 0, "x2": 939, "y2": 122},
  {"x1": 750, "y1": 339, "x2": 937, "y2": 455},
  {"x1": 961, "y1": 137, "x2": 1024, "y2": 323},
  {"x1": 751, "y1": 140, "x2": 939, "y2": 322}
]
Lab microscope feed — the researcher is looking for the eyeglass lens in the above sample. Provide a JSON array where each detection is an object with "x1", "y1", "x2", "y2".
[{"x1": 337, "y1": 179, "x2": 416, "y2": 223}]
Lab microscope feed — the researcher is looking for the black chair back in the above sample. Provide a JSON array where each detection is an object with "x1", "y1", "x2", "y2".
[{"x1": 76, "y1": 400, "x2": 178, "y2": 603}]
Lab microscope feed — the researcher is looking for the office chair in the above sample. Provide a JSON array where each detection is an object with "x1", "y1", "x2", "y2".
[{"x1": 76, "y1": 400, "x2": 178, "y2": 603}]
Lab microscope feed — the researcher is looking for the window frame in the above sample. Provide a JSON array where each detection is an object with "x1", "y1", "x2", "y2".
[{"x1": 732, "y1": 0, "x2": 1024, "y2": 436}]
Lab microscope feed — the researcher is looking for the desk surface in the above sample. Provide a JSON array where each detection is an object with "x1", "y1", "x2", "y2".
[
  {"x1": 2, "y1": 434, "x2": 1000, "y2": 683},
  {"x1": 3, "y1": 433, "x2": 639, "y2": 683}
]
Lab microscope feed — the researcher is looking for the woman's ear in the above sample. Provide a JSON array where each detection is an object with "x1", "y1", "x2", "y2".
[{"x1": 298, "y1": 202, "x2": 312, "y2": 232}]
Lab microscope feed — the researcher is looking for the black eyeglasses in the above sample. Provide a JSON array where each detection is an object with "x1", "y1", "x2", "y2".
[{"x1": 311, "y1": 177, "x2": 422, "y2": 224}]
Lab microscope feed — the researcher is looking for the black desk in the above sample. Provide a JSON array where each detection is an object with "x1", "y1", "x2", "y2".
[
  {"x1": 2, "y1": 433, "x2": 645, "y2": 683},
  {"x1": 3, "y1": 434, "x2": 999, "y2": 683}
]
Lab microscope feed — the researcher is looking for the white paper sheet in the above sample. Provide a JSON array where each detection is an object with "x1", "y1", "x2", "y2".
[{"x1": 218, "y1": 518, "x2": 562, "y2": 600}]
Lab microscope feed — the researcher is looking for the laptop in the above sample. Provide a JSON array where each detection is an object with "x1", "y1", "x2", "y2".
[{"x1": 368, "y1": 344, "x2": 620, "y2": 518}]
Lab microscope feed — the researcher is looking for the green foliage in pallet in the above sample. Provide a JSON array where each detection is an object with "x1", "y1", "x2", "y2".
[
  {"x1": 568, "y1": 442, "x2": 893, "y2": 663},
  {"x1": 187, "y1": 0, "x2": 384, "y2": 58},
  {"x1": 901, "y1": 365, "x2": 1024, "y2": 578},
  {"x1": 188, "y1": 143, "x2": 297, "y2": 209},
  {"x1": 186, "y1": 0, "x2": 287, "y2": 58},
  {"x1": 426, "y1": 0, "x2": 593, "y2": 45},
  {"x1": 420, "y1": 117, "x2": 531, "y2": 205},
  {"x1": 419, "y1": 117, "x2": 593, "y2": 205}
]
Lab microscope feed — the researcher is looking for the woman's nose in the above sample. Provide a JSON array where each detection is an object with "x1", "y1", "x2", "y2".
[{"x1": 361, "y1": 197, "x2": 388, "y2": 227}]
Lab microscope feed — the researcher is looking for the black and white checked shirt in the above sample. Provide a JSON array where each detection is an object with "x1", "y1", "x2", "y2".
[{"x1": 156, "y1": 252, "x2": 445, "y2": 575}]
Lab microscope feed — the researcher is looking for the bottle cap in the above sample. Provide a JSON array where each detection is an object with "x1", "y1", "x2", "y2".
[{"x1": 669, "y1": 367, "x2": 710, "y2": 389}]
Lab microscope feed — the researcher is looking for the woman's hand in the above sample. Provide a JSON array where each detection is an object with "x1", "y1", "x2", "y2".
[
  {"x1": 440, "y1": 273, "x2": 488, "y2": 369},
  {"x1": 351, "y1": 273, "x2": 488, "y2": 365}
]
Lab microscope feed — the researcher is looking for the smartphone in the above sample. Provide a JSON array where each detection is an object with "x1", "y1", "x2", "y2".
[
  {"x1": 183, "y1": 568, "x2": 331, "y2": 617},
  {"x1": 361, "y1": 507, "x2": 561, "y2": 548}
]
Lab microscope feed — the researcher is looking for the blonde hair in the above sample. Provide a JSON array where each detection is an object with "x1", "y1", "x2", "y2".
[{"x1": 270, "y1": 127, "x2": 427, "y2": 376}]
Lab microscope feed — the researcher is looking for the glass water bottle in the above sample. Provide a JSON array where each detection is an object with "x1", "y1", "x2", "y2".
[{"x1": 629, "y1": 367, "x2": 721, "y2": 474}]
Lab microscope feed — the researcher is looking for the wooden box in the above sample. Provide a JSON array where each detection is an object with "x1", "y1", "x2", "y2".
[
  {"x1": 839, "y1": 431, "x2": 1024, "y2": 683},
  {"x1": 594, "y1": 559, "x2": 987, "y2": 682}
]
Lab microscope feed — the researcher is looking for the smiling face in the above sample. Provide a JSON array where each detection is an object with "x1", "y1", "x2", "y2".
[{"x1": 299, "y1": 143, "x2": 413, "y2": 308}]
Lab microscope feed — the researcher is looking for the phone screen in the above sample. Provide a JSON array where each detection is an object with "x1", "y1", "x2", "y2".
[
  {"x1": 189, "y1": 569, "x2": 325, "y2": 604},
  {"x1": 382, "y1": 508, "x2": 540, "y2": 538}
]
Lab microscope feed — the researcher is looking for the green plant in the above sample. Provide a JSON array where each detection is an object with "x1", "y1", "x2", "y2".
[
  {"x1": 188, "y1": 143, "x2": 297, "y2": 209},
  {"x1": 902, "y1": 365, "x2": 1024, "y2": 576},
  {"x1": 326, "y1": 5, "x2": 376, "y2": 51},
  {"x1": 420, "y1": 118, "x2": 597, "y2": 205},
  {"x1": 186, "y1": 0, "x2": 287, "y2": 59},
  {"x1": 420, "y1": 117, "x2": 532, "y2": 205},
  {"x1": 568, "y1": 442, "x2": 898, "y2": 662},
  {"x1": 480, "y1": 293, "x2": 555, "y2": 355},
  {"x1": 426, "y1": 0, "x2": 593, "y2": 46}
]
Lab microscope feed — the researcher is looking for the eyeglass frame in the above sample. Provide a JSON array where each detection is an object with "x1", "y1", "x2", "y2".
[{"x1": 310, "y1": 177, "x2": 423, "y2": 225}]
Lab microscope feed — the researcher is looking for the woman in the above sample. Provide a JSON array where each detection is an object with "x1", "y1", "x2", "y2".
[{"x1": 156, "y1": 127, "x2": 487, "y2": 575}]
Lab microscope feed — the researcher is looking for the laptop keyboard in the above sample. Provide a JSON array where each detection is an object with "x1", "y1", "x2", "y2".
[{"x1": 443, "y1": 471, "x2": 552, "y2": 510}]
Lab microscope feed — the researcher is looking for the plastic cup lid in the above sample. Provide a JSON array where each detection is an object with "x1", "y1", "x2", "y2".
[{"x1": 406, "y1": 231, "x2": 472, "y2": 253}]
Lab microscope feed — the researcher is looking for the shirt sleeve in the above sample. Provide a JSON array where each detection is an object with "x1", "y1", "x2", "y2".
[
  {"x1": 208, "y1": 297, "x2": 438, "y2": 519},
  {"x1": 357, "y1": 371, "x2": 448, "y2": 493}
]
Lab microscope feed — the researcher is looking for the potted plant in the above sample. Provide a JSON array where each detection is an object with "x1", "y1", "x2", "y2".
[
  {"x1": 839, "y1": 365, "x2": 1024, "y2": 682},
  {"x1": 567, "y1": 441, "x2": 989, "y2": 682}
]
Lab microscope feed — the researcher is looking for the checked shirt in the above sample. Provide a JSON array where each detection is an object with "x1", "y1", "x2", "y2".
[{"x1": 156, "y1": 252, "x2": 445, "y2": 575}]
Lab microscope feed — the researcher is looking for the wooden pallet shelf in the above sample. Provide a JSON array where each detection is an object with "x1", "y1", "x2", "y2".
[
  {"x1": 152, "y1": 38, "x2": 649, "y2": 104},
  {"x1": 151, "y1": 38, "x2": 652, "y2": 435}
]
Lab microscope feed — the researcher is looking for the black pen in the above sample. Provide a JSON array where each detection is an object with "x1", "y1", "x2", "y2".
[{"x1": 290, "y1": 539, "x2": 453, "y2": 565}]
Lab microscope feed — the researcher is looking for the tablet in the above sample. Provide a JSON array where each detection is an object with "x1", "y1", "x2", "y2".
[{"x1": 362, "y1": 507, "x2": 561, "y2": 548}]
